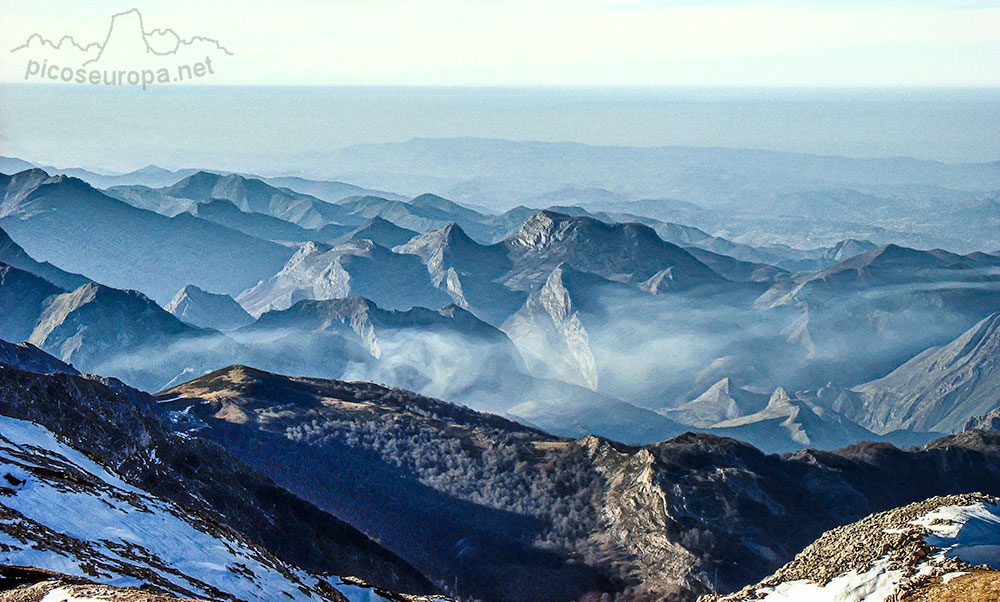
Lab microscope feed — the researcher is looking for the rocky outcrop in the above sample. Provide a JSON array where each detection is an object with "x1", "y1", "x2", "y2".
[
  {"x1": 504, "y1": 210, "x2": 725, "y2": 290},
  {"x1": 966, "y1": 407, "x2": 1000, "y2": 432},
  {"x1": 662, "y1": 378, "x2": 769, "y2": 427},
  {"x1": 394, "y1": 223, "x2": 520, "y2": 323},
  {"x1": 707, "y1": 493, "x2": 1000, "y2": 602},
  {"x1": 502, "y1": 265, "x2": 599, "y2": 389},
  {"x1": 237, "y1": 239, "x2": 449, "y2": 317},
  {"x1": 0, "y1": 567, "x2": 214, "y2": 602}
]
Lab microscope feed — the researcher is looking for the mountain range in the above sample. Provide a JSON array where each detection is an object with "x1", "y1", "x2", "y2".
[
  {"x1": 0, "y1": 170, "x2": 293, "y2": 304},
  {"x1": 3, "y1": 344, "x2": 996, "y2": 600},
  {"x1": 279, "y1": 138, "x2": 1000, "y2": 252},
  {"x1": 0, "y1": 264, "x2": 238, "y2": 391},
  {"x1": 1, "y1": 151, "x2": 999, "y2": 602},
  {"x1": 238, "y1": 239, "x2": 450, "y2": 316},
  {"x1": 3, "y1": 162, "x2": 999, "y2": 450}
]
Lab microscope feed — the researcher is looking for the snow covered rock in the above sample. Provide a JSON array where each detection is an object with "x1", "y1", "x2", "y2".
[
  {"x1": 706, "y1": 493, "x2": 1000, "y2": 602},
  {"x1": 0, "y1": 414, "x2": 358, "y2": 602}
]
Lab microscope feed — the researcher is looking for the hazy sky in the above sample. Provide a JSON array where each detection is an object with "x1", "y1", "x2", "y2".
[
  {"x1": 1, "y1": 0, "x2": 998, "y2": 86},
  {"x1": 1, "y1": 1, "x2": 997, "y2": 169}
]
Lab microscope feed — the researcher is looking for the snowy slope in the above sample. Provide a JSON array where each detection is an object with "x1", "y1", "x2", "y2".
[
  {"x1": 0, "y1": 414, "x2": 419, "y2": 602},
  {"x1": 711, "y1": 493, "x2": 1000, "y2": 602}
]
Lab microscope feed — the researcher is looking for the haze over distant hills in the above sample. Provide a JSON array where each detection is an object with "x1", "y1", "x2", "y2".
[
  {"x1": 272, "y1": 139, "x2": 998, "y2": 253},
  {"x1": 0, "y1": 148, "x2": 999, "y2": 602},
  {"x1": 1, "y1": 158, "x2": 998, "y2": 447}
]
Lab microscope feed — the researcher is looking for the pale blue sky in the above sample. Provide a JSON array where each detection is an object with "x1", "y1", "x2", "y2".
[{"x1": 1, "y1": 0, "x2": 998, "y2": 86}]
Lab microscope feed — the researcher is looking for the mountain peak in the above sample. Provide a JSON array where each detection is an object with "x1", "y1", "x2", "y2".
[
  {"x1": 26, "y1": 281, "x2": 198, "y2": 370},
  {"x1": 661, "y1": 376, "x2": 770, "y2": 428},
  {"x1": 12, "y1": 167, "x2": 51, "y2": 181},
  {"x1": 504, "y1": 210, "x2": 723, "y2": 287},
  {"x1": 707, "y1": 376, "x2": 732, "y2": 394},
  {"x1": 861, "y1": 243, "x2": 948, "y2": 267},
  {"x1": 7, "y1": 170, "x2": 99, "y2": 199},
  {"x1": 164, "y1": 284, "x2": 252, "y2": 331},
  {"x1": 409, "y1": 193, "x2": 450, "y2": 207},
  {"x1": 164, "y1": 170, "x2": 226, "y2": 197},
  {"x1": 639, "y1": 267, "x2": 675, "y2": 294},
  {"x1": 397, "y1": 222, "x2": 478, "y2": 257},
  {"x1": 510, "y1": 210, "x2": 678, "y2": 252},
  {"x1": 50, "y1": 281, "x2": 169, "y2": 314},
  {"x1": 507, "y1": 211, "x2": 592, "y2": 250},
  {"x1": 134, "y1": 164, "x2": 171, "y2": 175},
  {"x1": 826, "y1": 238, "x2": 878, "y2": 262},
  {"x1": 407, "y1": 193, "x2": 483, "y2": 217},
  {"x1": 440, "y1": 221, "x2": 474, "y2": 243},
  {"x1": 538, "y1": 264, "x2": 574, "y2": 321},
  {"x1": 809, "y1": 242, "x2": 962, "y2": 282},
  {"x1": 366, "y1": 215, "x2": 393, "y2": 226},
  {"x1": 296, "y1": 239, "x2": 334, "y2": 256},
  {"x1": 341, "y1": 216, "x2": 418, "y2": 248},
  {"x1": 174, "y1": 283, "x2": 210, "y2": 297},
  {"x1": 954, "y1": 311, "x2": 1000, "y2": 357},
  {"x1": 186, "y1": 170, "x2": 221, "y2": 181},
  {"x1": 766, "y1": 387, "x2": 793, "y2": 409}
]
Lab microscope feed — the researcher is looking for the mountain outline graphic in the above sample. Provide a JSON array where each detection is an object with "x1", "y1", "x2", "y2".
[{"x1": 10, "y1": 8, "x2": 233, "y2": 64}]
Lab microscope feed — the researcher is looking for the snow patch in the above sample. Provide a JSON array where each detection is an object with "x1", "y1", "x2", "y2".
[
  {"x1": 39, "y1": 589, "x2": 103, "y2": 602},
  {"x1": 747, "y1": 559, "x2": 902, "y2": 602},
  {"x1": 912, "y1": 501, "x2": 1000, "y2": 568},
  {"x1": 0, "y1": 415, "x2": 353, "y2": 601},
  {"x1": 728, "y1": 499, "x2": 1000, "y2": 602}
]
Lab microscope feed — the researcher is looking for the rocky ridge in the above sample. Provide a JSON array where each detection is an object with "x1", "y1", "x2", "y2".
[
  {"x1": 706, "y1": 493, "x2": 1000, "y2": 602},
  {"x1": 158, "y1": 364, "x2": 1000, "y2": 602}
]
